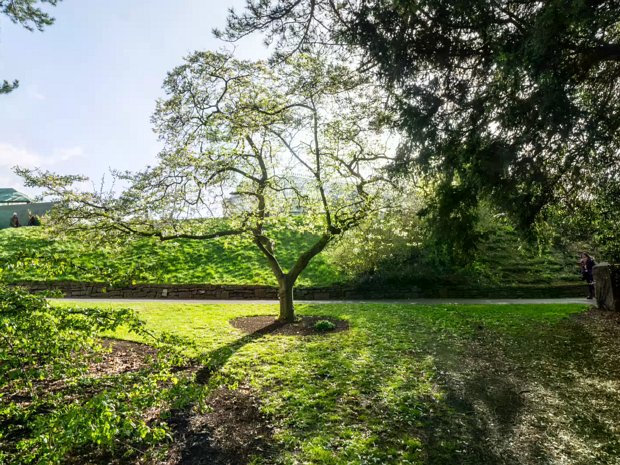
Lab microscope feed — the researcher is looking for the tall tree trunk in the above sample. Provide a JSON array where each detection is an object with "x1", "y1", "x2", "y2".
[{"x1": 277, "y1": 277, "x2": 295, "y2": 322}]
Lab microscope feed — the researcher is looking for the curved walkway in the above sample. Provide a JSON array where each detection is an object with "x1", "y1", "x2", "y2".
[{"x1": 53, "y1": 297, "x2": 594, "y2": 306}]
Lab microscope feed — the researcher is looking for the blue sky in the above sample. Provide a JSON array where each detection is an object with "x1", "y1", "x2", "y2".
[{"x1": 0, "y1": 0, "x2": 268, "y2": 195}]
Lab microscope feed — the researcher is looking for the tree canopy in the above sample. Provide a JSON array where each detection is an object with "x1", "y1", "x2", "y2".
[
  {"x1": 20, "y1": 51, "x2": 397, "y2": 320},
  {"x1": 1, "y1": 0, "x2": 61, "y2": 94},
  {"x1": 220, "y1": 0, "x2": 620, "y2": 253}
]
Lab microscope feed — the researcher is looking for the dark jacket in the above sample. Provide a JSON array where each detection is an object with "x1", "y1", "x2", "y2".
[{"x1": 581, "y1": 257, "x2": 595, "y2": 282}]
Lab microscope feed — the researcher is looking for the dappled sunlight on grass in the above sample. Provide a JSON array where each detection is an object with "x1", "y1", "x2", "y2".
[
  {"x1": 54, "y1": 300, "x2": 620, "y2": 464},
  {"x1": 0, "y1": 227, "x2": 345, "y2": 287}
]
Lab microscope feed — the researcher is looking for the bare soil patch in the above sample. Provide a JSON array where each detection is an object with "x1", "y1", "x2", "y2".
[
  {"x1": 165, "y1": 386, "x2": 275, "y2": 465},
  {"x1": 571, "y1": 306, "x2": 620, "y2": 325},
  {"x1": 90, "y1": 338, "x2": 159, "y2": 376},
  {"x1": 230, "y1": 315, "x2": 349, "y2": 336}
]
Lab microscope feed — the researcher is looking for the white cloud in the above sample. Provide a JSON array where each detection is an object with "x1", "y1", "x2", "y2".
[
  {"x1": 0, "y1": 143, "x2": 85, "y2": 169},
  {"x1": 0, "y1": 142, "x2": 85, "y2": 189},
  {"x1": 0, "y1": 143, "x2": 43, "y2": 169},
  {"x1": 52, "y1": 146, "x2": 84, "y2": 163},
  {"x1": 0, "y1": 174, "x2": 19, "y2": 189}
]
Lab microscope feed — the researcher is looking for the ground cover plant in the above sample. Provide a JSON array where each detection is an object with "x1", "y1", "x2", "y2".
[
  {"x1": 7, "y1": 299, "x2": 616, "y2": 464},
  {"x1": 0, "y1": 285, "x2": 196, "y2": 465}
]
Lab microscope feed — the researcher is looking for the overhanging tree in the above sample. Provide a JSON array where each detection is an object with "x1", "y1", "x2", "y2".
[
  {"x1": 1, "y1": 0, "x2": 61, "y2": 94},
  {"x1": 19, "y1": 51, "x2": 396, "y2": 321},
  {"x1": 219, "y1": 0, "x2": 620, "y2": 252}
]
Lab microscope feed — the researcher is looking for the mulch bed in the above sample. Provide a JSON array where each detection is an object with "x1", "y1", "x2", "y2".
[
  {"x1": 230, "y1": 315, "x2": 349, "y2": 336},
  {"x1": 166, "y1": 385, "x2": 275, "y2": 465},
  {"x1": 90, "y1": 338, "x2": 159, "y2": 376},
  {"x1": 572, "y1": 306, "x2": 620, "y2": 324}
]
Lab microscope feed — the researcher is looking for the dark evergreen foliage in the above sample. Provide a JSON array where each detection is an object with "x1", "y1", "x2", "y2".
[{"x1": 221, "y1": 0, "x2": 620, "y2": 253}]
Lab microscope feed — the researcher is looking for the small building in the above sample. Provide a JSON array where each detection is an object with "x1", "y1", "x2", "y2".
[{"x1": 0, "y1": 188, "x2": 55, "y2": 229}]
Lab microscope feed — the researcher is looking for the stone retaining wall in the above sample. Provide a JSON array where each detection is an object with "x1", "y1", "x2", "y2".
[
  {"x1": 17, "y1": 280, "x2": 586, "y2": 300},
  {"x1": 594, "y1": 263, "x2": 620, "y2": 311}
]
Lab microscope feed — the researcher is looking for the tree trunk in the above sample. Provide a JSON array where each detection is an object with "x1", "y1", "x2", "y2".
[
  {"x1": 278, "y1": 278, "x2": 295, "y2": 322},
  {"x1": 258, "y1": 233, "x2": 334, "y2": 323}
]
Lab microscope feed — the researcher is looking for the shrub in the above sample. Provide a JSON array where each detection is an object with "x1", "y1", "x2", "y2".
[
  {"x1": 0, "y1": 284, "x2": 195, "y2": 464},
  {"x1": 313, "y1": 320, "x2": 336, "y2": 332}
]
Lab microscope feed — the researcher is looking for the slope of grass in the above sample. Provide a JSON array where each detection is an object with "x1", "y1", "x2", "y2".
[
  {"x1": 475, "y1": 229, "x2": 579, "y2": 285},
  {"x1": 44, "y1": 300, "x2": 620, "y2": 464},
  {"x1": 0, "y1": 227, "x2": 345, "y2": 287},
  {"x1": 0, "y1": 225, "x2": 581, "y2": 290},
  {"x1": 352, "y1": 227, "x2": 582, "y2": 290}
]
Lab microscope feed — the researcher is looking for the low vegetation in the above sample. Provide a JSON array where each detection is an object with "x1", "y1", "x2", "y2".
[
  {"x1": 3, "y1": 292, "x2": 617, "y2": 464},
  {"x1": 331, "y1": 204, "x2": 582, "y2": 289},
  {"x1": 0, "y1": 223, "x2": 581, "y2": 291},
  {"x1": 0, "y1": 285, "x2": 194, "y2": 465},
  {"x1": 0, "y1": 227, "x2": 343, "y2": 287}
]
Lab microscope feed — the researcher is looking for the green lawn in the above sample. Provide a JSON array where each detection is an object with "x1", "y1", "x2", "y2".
[
  {"x1": 0, "y1": 227, "x2": 344, "y2": 287},
  {"x1": 0, "y1": 225, "x2": 581, "y2": 291},
  {"x1": 53, "y1": 300, "x2": 620, "y2": 464}
]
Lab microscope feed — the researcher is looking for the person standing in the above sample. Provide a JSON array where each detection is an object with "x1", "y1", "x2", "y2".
[
  {"x1": 9, "y1": 212, "x2": 20, "y2": 228},
  {"x1": 580, "y1": 252, "x2": 596, "y2": 299}
]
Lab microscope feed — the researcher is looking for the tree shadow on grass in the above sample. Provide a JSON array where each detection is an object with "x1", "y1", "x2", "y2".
[
  {"x1": 421, "y1": 354, "x2": 529, "y2": 464},
  {"x1": 420, "y1": 314, "x2": 604, "y2": 465},
  {"x1": 194, "y1": 319, "x2": 284, "y2": 385},
  {"x1": 169, "y1": 307, "x2": 619, "y2": 465},
  {"x1": 166, "y1": 318, "x2": 284, "y2": 465},
  {"x1": 295, "y1": 306, "x2": 605, "y2": 465}
]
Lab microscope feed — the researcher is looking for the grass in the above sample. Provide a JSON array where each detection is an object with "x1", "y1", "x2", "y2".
[
  {"x1": 0, "y1": 225, "x2": 581, "y2": 292},
  {"x1": 365, "y1": 227, "x2": 581, "y2": 289},
  {"x1": 474, "y1": 229, "x2": 579, "y2": 285},
  {"x1": 0, "y1": 227, "x2": 345, "y2": 287},
  {"x1": 52, "y1": 300, "x2": 620, "y2": 464}
]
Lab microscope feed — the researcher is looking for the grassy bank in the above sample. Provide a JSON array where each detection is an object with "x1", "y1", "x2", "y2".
[
  {"x1": 0, "y1": 227, "x2": 344, "y2": 287},
  {"x1": 38, "y1": 300, "x2": 618, "y2": 464},
  {"x1": 0, "y1": 226, "x2": 581, "y2": 291}
]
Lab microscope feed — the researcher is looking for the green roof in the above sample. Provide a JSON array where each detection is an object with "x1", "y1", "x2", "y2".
[{"x1": 0, "y1": 188, "x2": 32, "y2": 204}]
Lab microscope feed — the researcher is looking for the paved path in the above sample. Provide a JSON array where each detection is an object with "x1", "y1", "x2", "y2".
[{"x1": 53, "y1": 297, "x2": 594, "y2": 306}]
